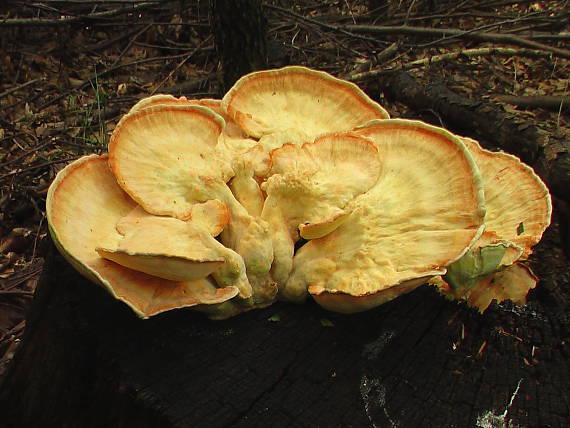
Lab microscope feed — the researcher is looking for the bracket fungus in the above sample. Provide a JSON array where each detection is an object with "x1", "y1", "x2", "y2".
[
  {"x1": 221, "y1": 65, "x2": 390, "y2": 139},
  {"x1": 46, "y1": 155, "x2": 239, "y2": 318},
  {"x1": 46, "y1": 66, "x2": 552, "y2": 319},
  {"x1": 282, "y1": 120, "x2": 486, "y2": 312},
  {"x1": 431, "y1": 137, "x2": 552, "y2": 311}
]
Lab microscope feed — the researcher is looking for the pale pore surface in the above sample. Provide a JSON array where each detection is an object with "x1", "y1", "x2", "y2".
[
  {"x1": 258, "y1": 129, "x2": 311, "y2": 152},
  {"x1": 222, "y1": 66, "x2": 389, "y2": 138},
  {"x1": 264, "y1": 134, "x2": 381, "y2": 230},
  {"x1": 109, "y1": 105, "x2": 232, "y2": 220},
  {"x1": 188, "y1": 199, "x2": 229, "y2": 237},
  {"x1": 46, "y1": 155, "x2": 238, "y2": 318},
  {"x1": 97, "y1": 206, "x2": 252, "y2": 297},
  {"x1": 284, "y1": 120, "x2": 485, "y2": 303}
]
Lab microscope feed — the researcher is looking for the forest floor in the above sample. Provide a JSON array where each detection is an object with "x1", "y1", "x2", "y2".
[{"x1": 0, "y1": 0, "x2": 568, "y2": 377}]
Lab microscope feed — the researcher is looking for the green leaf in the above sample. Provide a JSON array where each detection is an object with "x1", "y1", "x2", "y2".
[
  {"x1": 444, "y1": 244, "x2": 509, "y2": 292},
  {"x1": 320, "y1": 318, "x2": 334, "y2": 327},
  {"x1": 517, "y1": 222, "x2": 525, "y2": 236}
]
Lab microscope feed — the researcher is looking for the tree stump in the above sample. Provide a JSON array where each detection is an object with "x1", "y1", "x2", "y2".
[{"x1": 0, "y1": 208, "x2": 568, "y2": 427}]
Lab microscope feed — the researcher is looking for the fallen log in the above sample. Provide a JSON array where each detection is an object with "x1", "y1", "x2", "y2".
[{"x1": 494, "y1": 95, "x2": 569, "y2": 112}]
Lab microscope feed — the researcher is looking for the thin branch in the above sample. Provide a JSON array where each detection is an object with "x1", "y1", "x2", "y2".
[
  {"x1": 0, "y1": 2, "x2": 164, "y2": 26},
  {"x1": 150, "y1": 36, "x2": 213, "y2": 95},
  {"x1": 1, "y1": 260, "x2": 44, "y2": 291},
  {"x1": 341, "y1": 42, "x2": 400, "y2": 79},
  {"x1": 264, "y1": 4, "x2": 388, "y2": 45},
  {"x1": 0, "y1": 289, "x2": 34, "y2": 297},
  {"x1": 415, "y1": 12, "x2": 545, "y2": 48},
  {"x1": 0, "y1": 140, "x2": 53, "y2": 170},
  {"x1": 110, "y1": 23, "x2": 153, "y2": 68},
  {"x1": 348, "y1": 47, "x2": 556, "y2": 81},
  {"x1": 0, "y1": 157, "x2": 78, "y2": 181},
  {"x1": 34, "y1": 51, "x2": 199, "y2": 112},
  {"x1": 75, "y1": 26, "x2": 144, "y2": 54},
  {"x1": 494, "y1": 95, "x2": 570, "y2": 111},
  {"x1": 342, "y1": 24, "x2": 570, "y2": 59},
  {"x1": 402, "y1": 47, "x2": 554, "y2": 68},
  {"x1": 528, "y1": 32, "x2": 570, "y2": 40},
  {"x1": 0, "y1": 321, "x2": 26, "y2": 345},
  {"x1": 28, "y1": 0, "x2": 163, "y2": 3},
  {"x1": 0, "y1": 78, "x2": 44, "y2": 100}
]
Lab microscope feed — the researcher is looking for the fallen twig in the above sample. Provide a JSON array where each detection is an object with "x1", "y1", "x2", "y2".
[
  {"x1": 264, "y1": 4, "x2": 387, "y2": 45},
  {"x1": 530, "y1": 33, "x2": 570, "y2": 40},
  {"x1": 0, "y1": 157, "x2": 78, "y2": 181},
  {"x1": 75, "y1": 26, "x2": 144, "y2": 54},
  {"x1": 348, "y1": 47, "x2": 555, "y2": 81},
  {"x1": 0, "y1": 321, "x2": 25, "y2": 345},
  {"x1": 415, "y1": 13, "x2": 553, "y2": 48},
  {"x1": 341, "y1": 42, "x2": 400, "y2": 79},
  {"x1": 150, "y1": 36, "x2": 213, "y2": 95},
  {"x1": 342, "y1": 24, "x2": 570, "y2": 59},
  {"x1": 0, "y1": 141, "x2": 53, "y2": 170},
  {"x1": 27, "y1": 0, "x2": 162, "y2": 3},
  {"x1": 0, "y1": 289, "x2": 34, "y2": 297},
  {"x1": 110, "y1": 23, "x2": 153, "y2": 68},
  {"x1": 0, "y1": 79, "x2": 43, "y2": 100},
  {"x1": 33, "y1": 51, "x2": 201, "y2": 113},
  {"x1": 0, "y1": 2, "x2": 164, "y2": 26},
  {"x1": 1, "y1": 259, "x2": 44, "y2": 291},
  {"x1": 494, "y1": 95, "x2": 569, "y2": 112}
]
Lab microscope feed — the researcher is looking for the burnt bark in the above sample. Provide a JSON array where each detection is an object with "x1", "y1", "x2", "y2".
[
  {"x1": 0, "y1": 213, "x2": 568, "y2": 428},
  {"x1": 211, "y1": 0, "x2": 268, "y2": 91},
  {"x1": 377, "y1": 71, "x2": 544, "y2": 164},
  {"x1": 494, "y1": 95, "x2": 570, "y2": 112}
]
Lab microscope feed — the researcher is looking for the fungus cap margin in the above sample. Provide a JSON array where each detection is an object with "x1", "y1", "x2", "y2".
[
  {"x1": 221, "y1": 65, "x2": 390, "y2": 139},
  {"x1": 108, "y1": 104, "x2": 232, "y2": 220},
  {"x1": 46, "y1": 154, "x2": 239, "y2": 318},
  {"x1": 461, "y1": 137, "x2": 552, "y2": 259}
]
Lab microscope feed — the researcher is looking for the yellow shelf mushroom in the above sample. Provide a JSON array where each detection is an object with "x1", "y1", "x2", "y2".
[
  {"x1": 222, "y1": 65, "x2": 390, "y2": 139},
  {"x1": 283, "y1": 120, "x2": 486, "y2": 312},
  {"x1": 46, "y1": 66, "x2": 552, "y2": 319},
  {"x1": 432, "y1": 137, "x2": 552, "y2": 311},
  {"x1": 46, "y1": 155, "x2": 239, "y2": 318}
]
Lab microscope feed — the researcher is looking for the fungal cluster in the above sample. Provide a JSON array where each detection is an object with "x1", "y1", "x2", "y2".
[{"x1": 46, "y1": 66, "x2": 551, "y2": 319}]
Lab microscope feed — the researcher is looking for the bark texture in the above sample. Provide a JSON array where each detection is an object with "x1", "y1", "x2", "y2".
[
  {"x1": 0, "y1": 212, "x2": 568, "y2": 427},
  {"x1": 211, "y1": 0, "x2": 268, "y2": 91},
  {"x1": 494, "y1": 95, "x2": 570, "y2": 112}
]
